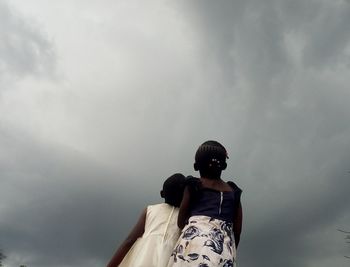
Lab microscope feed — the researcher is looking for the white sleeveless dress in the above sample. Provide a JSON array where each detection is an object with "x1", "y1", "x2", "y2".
[{"x1": 119, "y1": 203, "x2": 180, "y2": 267}]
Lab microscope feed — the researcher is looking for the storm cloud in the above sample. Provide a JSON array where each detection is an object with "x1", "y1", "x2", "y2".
[{"x1": 1, "y1": 0, "x2": 350, "y2": 266}]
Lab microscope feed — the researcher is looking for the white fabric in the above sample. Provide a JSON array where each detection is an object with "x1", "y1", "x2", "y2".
[{"x1": 119, "y1": 203, "x2": 180, "y2": 267}]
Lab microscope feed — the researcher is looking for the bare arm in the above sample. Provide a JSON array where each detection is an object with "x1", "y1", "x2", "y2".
[
  {"x1": 177, "y1": 186, "x2": 191, "y2": 229},
  {"x1": 233, "y1": 202, "x2": 243, "y2": 248},
  {"x1": 106, "y1": 208, "x2": 146, "y2": 267}
]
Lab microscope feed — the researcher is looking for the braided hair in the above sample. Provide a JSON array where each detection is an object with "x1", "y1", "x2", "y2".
[{"x1": 194, "y1": 140, "x2": 228, "y2": 179}]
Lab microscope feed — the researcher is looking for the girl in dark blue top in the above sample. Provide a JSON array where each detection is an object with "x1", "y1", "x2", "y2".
[{"x1": 167, "y1": 141, "x2": 242, "y2": 267}]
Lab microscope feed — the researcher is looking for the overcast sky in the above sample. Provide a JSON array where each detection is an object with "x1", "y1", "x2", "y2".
[{"x1": 1, "y1": 0, "x2": 350, "y2": 266}]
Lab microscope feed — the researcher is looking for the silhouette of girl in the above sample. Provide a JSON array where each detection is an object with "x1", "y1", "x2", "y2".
[
  {"x1": 107, "y1": 173, "x2": 186, "y2": 267},
  {"x1": 167, "y1": 141, "x2": 242, "y2": 267}
]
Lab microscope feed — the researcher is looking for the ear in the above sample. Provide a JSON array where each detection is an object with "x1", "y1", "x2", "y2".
[
  {"x1": 193, "y1": 162, "x2": 199, "y2": 171},
  {"x1": 160, "y1": 190, "x2": 164, "y2": 198},
  {"x1": 221, "y1": 162, "x2": 227, "y2": 170}
]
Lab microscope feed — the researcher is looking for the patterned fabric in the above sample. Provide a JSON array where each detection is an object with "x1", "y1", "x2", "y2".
[{"x1": 167, "y1": 215, "x2": 236, "y2": 267}]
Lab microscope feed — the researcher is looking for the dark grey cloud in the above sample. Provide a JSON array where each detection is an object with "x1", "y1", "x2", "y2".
[
  {"x1": 1, "y1": 0, "x2": 350, "y2": 267},
  {"x1": 173, "y1": 1, "x2": 350, "y2": 266},
  {"x1": 0, "y1": 125, "x2": 153, "y2": 267}
]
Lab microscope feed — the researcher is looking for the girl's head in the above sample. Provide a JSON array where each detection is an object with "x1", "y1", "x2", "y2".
[
  {"x1": 194, "y1": 140, "x2": 228, "y2": 179},
  {"x1": 160, "y1": 173, "x2": 186, "y2": 207}
]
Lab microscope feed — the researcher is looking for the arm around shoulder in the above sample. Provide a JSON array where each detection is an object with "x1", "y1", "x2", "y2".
[
  {"x1": 177, "y1": 186, "x2": 191, "y2": 229},
  {"x1": 106, "y1": 207, "x2": 147, "y2": 267}
]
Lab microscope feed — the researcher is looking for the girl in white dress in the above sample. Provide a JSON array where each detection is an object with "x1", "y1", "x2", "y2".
[{"x1": 107, "y1": 173, "x2": 186, "y2": 267}]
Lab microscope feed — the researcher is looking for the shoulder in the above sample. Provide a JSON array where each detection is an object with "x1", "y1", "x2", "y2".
[
  {"x1": 146, "y1": 203, "x2": 159, "y2": 214},
  {"x1": 227, "y1": 181, "x2": 243, "y2": 195},
  {"x1": 185, "y1": 176, "x2": 202, "y2": 194},
  {"x1": 227, "y1": 181, "x2": 243, "y2": 192},
  {"x1": 185, "y1": 175, "x2": 200, "y2": 185},
  {"x1": 148, "y1": 203, "x2": 167, "y2": 209},
  {"x1": 147, "y1": 203, "x2": 174, "y2": 212}
]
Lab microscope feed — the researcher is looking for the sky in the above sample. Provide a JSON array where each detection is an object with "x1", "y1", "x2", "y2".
[{"x1": 1, "y1": 0, "x2": 350, "y2": 266}]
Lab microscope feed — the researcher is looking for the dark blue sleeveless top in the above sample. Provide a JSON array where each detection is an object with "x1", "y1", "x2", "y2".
[{"x1": 186, "y1": 177, "x2": 242, "y2": 222}]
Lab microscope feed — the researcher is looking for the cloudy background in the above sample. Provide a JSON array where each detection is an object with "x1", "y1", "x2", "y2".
[{"x1": 1, "y1": 0, "x2": 350, "y2": 266}]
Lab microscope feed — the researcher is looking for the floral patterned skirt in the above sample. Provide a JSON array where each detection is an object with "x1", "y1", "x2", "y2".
[{"x1": 167, "y1": 215, "x2": 236, "y2": 267}]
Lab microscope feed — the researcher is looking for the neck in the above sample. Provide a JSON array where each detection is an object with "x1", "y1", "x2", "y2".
[{"x1": 201, "y1": 176, "x2": 221, "y2": 181}]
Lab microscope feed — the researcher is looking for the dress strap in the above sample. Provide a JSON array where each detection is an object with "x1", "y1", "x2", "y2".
[{"x1": 162, "y1": 206, "x2": 175, "y2": 243}]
